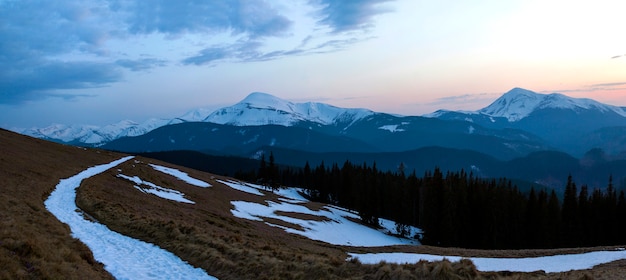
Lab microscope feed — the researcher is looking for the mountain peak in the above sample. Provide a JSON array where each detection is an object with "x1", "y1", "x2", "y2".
[
  {"x1": 237, "y1": 92, "x2": 295, "y2": 113},
  {"x1": 241, "y1": 92, "x2": 282, "y2": 104},
  {"x1": 505, "y1": 87, "x2": 536, "y2": 95},
  {"x1": 204, "y1": 92, "x2": 374, "y2": 126},
  {"x1": 479, "y1": 88, "x2": 544, "y2": 121},
  {"x1": 479, "y1": 88, "x2": 626, "y2": 121}
]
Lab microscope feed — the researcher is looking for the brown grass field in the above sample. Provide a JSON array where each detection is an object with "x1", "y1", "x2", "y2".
[{"x1": 2, "y1": 128, "x2": 625, "y2": 279}]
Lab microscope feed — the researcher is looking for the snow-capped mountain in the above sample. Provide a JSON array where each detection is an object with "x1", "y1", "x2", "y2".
[
  {"x1": 178, "y1": 107, "x2": 215, "y2": 122},
  {"x1": 427, "y1": 87, "x2": 626, "y2": 123},
  {"x1": 203, "y1": 92, "x2": 375, "y2": 127},
  {"x1": 479, "y1": 87, "x2": 626, "y2": 122},
  {"x1": 14, "y1": 88, "x2": 626, "y2": 157},
  {"x1": 20, "y1": 123, "x2": 100, "y2": 143},
  {"x1": 18, "y1": 118, "x2": 185, "y2": 146},
  {"x1": 428, "y1": 88, "x2": 626, "y2": 156},
  {"x1": 13, "y1": 92, "x2": 375, "y2": 146}
]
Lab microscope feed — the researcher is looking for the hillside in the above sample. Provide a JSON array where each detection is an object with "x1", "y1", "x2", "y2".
[{"x1": 3, "y1": 128, "x2": 626, "y2": 279}]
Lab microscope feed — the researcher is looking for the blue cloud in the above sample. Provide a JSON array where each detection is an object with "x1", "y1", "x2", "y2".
[
  {"x1": 116, "y1": 0, "x2": 292, "y2": 38},
  {"x1": 0, "y1": 1, "x2": 121, "y2": 104},
  {"x1": 182, "y1": 47, "x2": 234, "y2": 65},
  {"x1": 310, "y1": 0, "x2": 393, "y2": 33},
  {"x1": 116, "y1": 58, "x2": 168, "y2": 71},
  {"x1": 0, "y1": 0, "x2": 393, "y2": 104},
  {"x1": 182, "y1": 36, "x2": 369, "y2": 66},
  {"x1": 0, "y1": 59, "x2": 121, "y2": 104}
]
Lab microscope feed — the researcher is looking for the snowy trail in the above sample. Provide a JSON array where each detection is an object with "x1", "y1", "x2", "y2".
[{"x1": 45, "y1": 156, "x2": 216, "y2": 280}]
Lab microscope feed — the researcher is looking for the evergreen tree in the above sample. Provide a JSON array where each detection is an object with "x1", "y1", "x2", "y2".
[
  {"x1": 258, "y1": 153, "x2": 267, "y2": 186},
  {"x1": 267, "y1": 152, "x2": 279, "y2": 191},
  {"x1": 561, "y1": 175, "x2": 579, "y2": 246},
  {"x1": 546, "y1": 190, "x2": 561, "y2": 247}
]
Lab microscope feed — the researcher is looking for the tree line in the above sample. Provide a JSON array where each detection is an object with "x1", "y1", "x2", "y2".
[{"x1": 243, "y1": 153, "x2": 626, "y2": 249}]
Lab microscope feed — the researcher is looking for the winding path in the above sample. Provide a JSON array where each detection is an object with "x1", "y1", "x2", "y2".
[{"x1": 45, "y1": 156, "x2": 216, "y2": 280}]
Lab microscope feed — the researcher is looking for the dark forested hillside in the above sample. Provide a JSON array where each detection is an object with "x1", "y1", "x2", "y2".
[
  {"x1": 138, "y1": 150, "x2": 261, "y2": 177},
  {"x1": 257, "y1": 160, "x2": 626, "y2": 249}
]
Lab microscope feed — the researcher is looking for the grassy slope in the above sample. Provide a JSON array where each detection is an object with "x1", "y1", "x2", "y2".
[
  {"x1": 2, "y1": 128, "x2": 623, "y2": 279},
  {"x1": 0, "y1": 129, "x2": 121, "y2": 279}
]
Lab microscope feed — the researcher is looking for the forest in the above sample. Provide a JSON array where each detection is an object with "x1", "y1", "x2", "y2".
[{"x1": 247, "y1": 152, "x2": 626, "y2": 249}]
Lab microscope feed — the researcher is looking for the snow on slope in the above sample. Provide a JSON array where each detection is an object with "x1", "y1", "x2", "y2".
[
  {"x1": 44, "y1": 156, "x2": 216, "y2": 279},
  {"x1": 178, "y1": 107, "x2": 215, "y2": 122},
  {"x1": 203, "y1": 92, "x2": 374, "y2": 126},
  {"x1": 42, "y1": 156, "x2": 626, "y2": 275},
  {"x1": 117, "y1": 173, "x2": 195, "y2": 204},
  {"x1": 349, "y1": 249, "x2": 626, "y2": 273},
  {"x1": 149, "y1": 164, "x2": 212, "y2": 187},
  {"x1": 116, "y1": 163, "x2": 212, "y2": 204},
  {"x1": 224, "y1": 180, "x2": 626, "y2": 271},
  {"x1": 224, "y1": 179, "x2": 419, "y2": 247},
  {"x1": 218, "y1": 179, "x2": 265, "y2": 196},
  {"x1": 480, "y1": 87, "x2": 626, "y2": 121}
]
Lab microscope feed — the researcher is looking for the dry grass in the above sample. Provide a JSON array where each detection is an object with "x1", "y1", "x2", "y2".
[
  {"x1": 0, "y1": 129, "x2": 120, "y2": 279},
  {"x1": 2, "y1": 128, "x2": 626, "y2": 279}
]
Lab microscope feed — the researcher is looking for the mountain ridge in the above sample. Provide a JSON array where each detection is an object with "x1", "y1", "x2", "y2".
[{"x1": 10, "y1": 88, "x2": 626, "y2": 157}]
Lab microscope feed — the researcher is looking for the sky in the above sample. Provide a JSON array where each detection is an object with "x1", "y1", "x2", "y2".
[{"x1": 1, "y1": 0, "x2": 625, "y2": 128}]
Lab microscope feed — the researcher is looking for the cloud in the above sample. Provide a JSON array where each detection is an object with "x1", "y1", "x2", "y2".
[
  {"x1": 0, "y1": 1, "x2": 122, "y2": 104},
  {"x1": 116, "y1": 0, "x2": 292, "y2": 38},
  {"x1": 116, "y1": 58, "x2": 168, "y2": 71},
  {"x1": 0, "y1": 59, "x2": 121, "y2": 104},
  {"x1": 1, "y1": 0, "x2": 393, "y2": 104},
  {"x1": 0, "y1": 1, "x2": 294, "y2": 104},
  {"x1": 426, "y1": 93, "x2": 496, "y2": 107},
  {"x1": 0, "y1": 1, "x2": 114, "y2": 56},
  {"x1": 310, "y1": 0, "x2": 393, "y2": 33},
  {"x1": 182, "y1": 41, "x2": 261, "y2": 65},
  {"x1": 182, "y1": 36, "x2": 370, "y2": 66},
  {"x1": 589, "y1": 82, "x2": 626, "y2": 88}
]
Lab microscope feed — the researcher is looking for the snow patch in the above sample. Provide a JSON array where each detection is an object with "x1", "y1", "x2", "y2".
[
  {"x1": 378, "y1": 125, "x2": 405, "y2": 133},
  {"x1": 45, "y1": 156, "x2": 215, "y2": 279},
  {"x1": 230, "y1": 198, "x2": 418, "y2": 247},
  {"x1": 349, "y1": 249, "x2": 626, "y2": 273},
  {"x1": 218, "y1": 179, "x2": 264, "y2": 196},
  {"x1": 118, "y1": 174, "x2": 194, "y2": 204},
  {"x1": 149, "y1": 164, "x2": 211, "y2": 187}
]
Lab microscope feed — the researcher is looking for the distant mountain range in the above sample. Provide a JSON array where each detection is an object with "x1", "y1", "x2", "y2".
[
  {"x1": 17, "y1": 87, "x2": 626, "y2": 156},
  {"x1": 429, "y1": 87, "x2": 626, "y2": 156},
  {"x1": 12, "y1": 87, "x2": 626, "y2": 189}
]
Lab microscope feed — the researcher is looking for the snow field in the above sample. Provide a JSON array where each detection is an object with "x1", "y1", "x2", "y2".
[
  {"x1": 149, "y1": 164, "x2": 211, "y2": 187},
  {"x1": 45, "y1": 156, "x2": 216, "y2": 280},
  {"x1": 223, "y1": 179, "x2": 418, "y2": 246},
  {"x1": 226, "y1": 179, "x2": 626, "y2": 272},
  {"x1": 117, "y1": 174, "x2": 195, "y2": 204},
  {"x1": 217, "y1": 179, "x2": 264, "y2": 196},
  {"x1": 349, "y1": 249, "x2": 626, "y2": 273}
]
